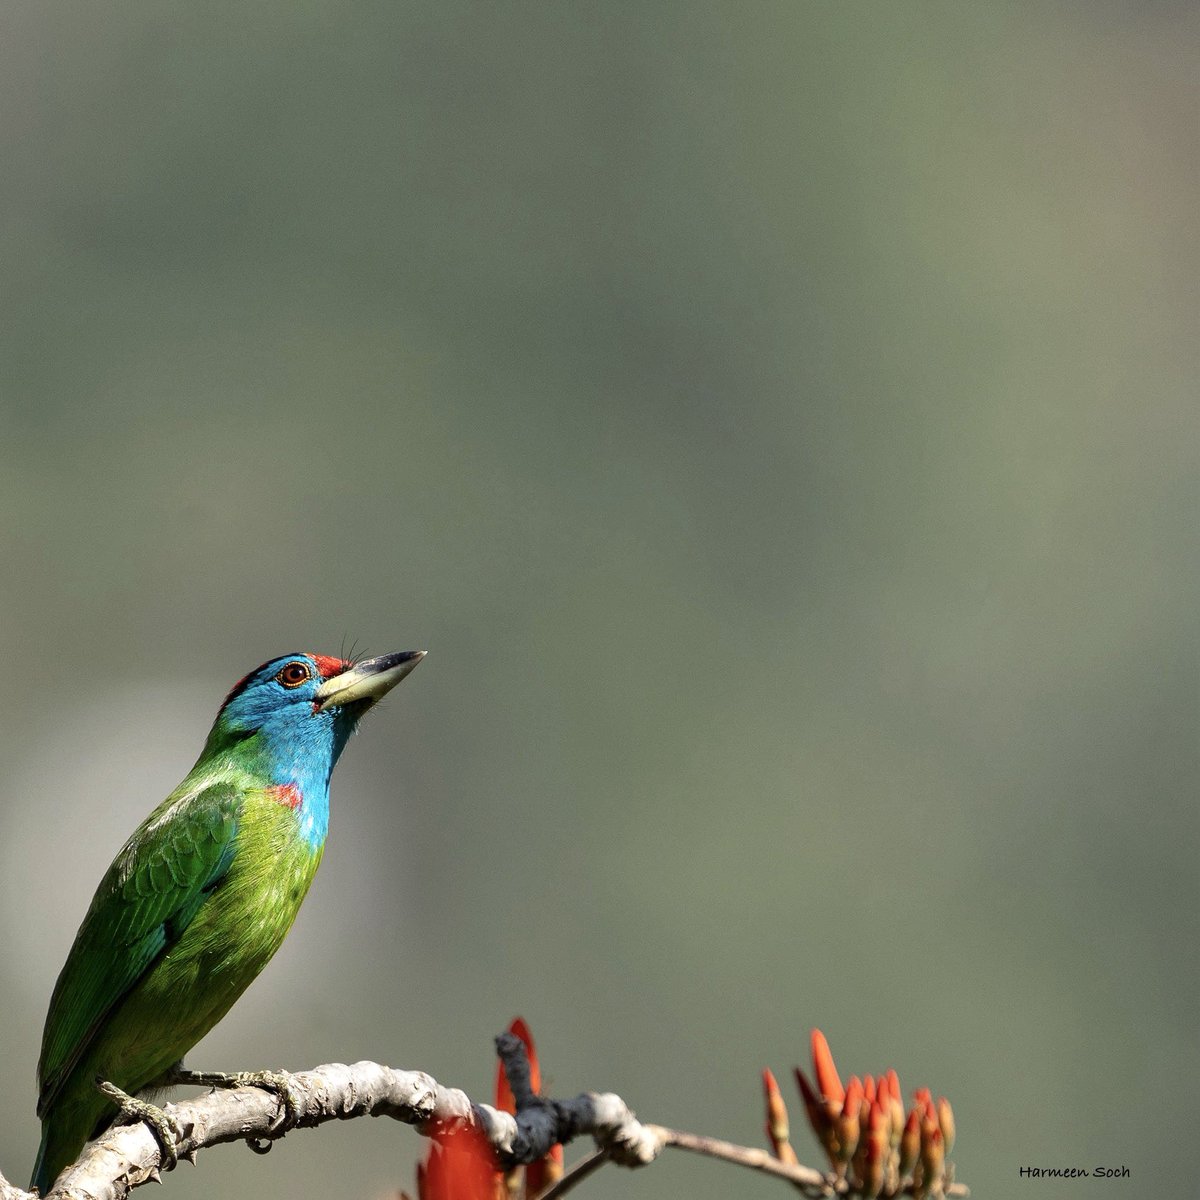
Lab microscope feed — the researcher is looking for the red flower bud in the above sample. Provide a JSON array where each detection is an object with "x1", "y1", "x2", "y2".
[
  {"x1": 898, "y1": 1108, "x2": 921, "y2": 1181},
  {"x1": 937, "y1": 1096, "x2": 956, "y2": 1157},
  {"x1": 858, "y1": 1100, "x2": 888, "y2": 1199},
  {"x1": 833, "y1": 1075, "x2": 863, "y2": 1176},
  {"x1": 418, "y1": 1129, "x2": 499, "y2": 1200},
  {"x1": 920, "y1": 1124, "x2": 946, "y2": 1195},
  {"x1": 811, "y1": 1029, "x2": 845, "y2": 1105},
  {"x1": 795, "y1": 1067, "x2": 837, "y2": 1164},
  {"x1": 762, "y1": 1068, "x2": 799, "y2": 1165}
]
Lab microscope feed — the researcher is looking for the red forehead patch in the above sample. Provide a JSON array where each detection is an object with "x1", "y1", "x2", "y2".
[{"x1": 310, "y1": 654, "x2": 351, "y2": 679}]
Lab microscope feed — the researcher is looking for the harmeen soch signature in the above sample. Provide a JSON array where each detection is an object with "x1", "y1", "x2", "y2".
[{"x1": 1019, "y1": 1166, "x2": 1130, "y2": 1179}]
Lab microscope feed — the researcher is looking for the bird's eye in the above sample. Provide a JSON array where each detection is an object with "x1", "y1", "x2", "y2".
[{"x1": 276, "y1": 662, "x2": 311, "y2": 688}]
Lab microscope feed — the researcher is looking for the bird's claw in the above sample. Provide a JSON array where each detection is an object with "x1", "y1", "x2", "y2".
[
  {"x1": 170, "y1": 1067, "x2": 301, "y2": 1132},
  {"x1": 96, "y1": 1079, "x2": 183, "y2": 1170},
  {"x1": 231, "y1": 1070, "x2": 302, "y2": 1132}
]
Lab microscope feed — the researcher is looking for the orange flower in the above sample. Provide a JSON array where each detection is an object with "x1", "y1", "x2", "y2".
[
  {"x1": 793, "y1": 1064, "x2": 837, "y2": 1164},
  {"x1": 761, "y1": 1068, "x2": 798, "y2": 1165},
  {"x1": 937, "y1": 1096, "x2": 956, "y2": 1158},
  {"x1": 832, "y1": 1075, "x2": 863, "y2": 1177},
  {"x1": 919, "y1": 1124, "x2": 945, "y2": 1198},
  {"x1": 810, "y1": 1029, "x2": 845, "y2": 1105},
  {"x1": 898, "y1": 1107, "x2": 921, "y2": 1180},
  {"x1": 858, "y1": 1099, "x2": 888, "y2": 1199},
  {"x1": 416, "y1": 1126, "x2": 500, "y2": 1200}
]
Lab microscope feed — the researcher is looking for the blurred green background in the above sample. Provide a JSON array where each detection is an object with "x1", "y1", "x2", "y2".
[{"x1": 0, "y1": 3, "x2": 1194, "y2": 1198}]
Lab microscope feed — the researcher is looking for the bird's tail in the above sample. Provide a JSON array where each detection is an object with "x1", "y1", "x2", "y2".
[
  {"x1": 30, "y1": 1115, "x2": 85, "y2": 1196},
  {"x1": 30, "y1": 1123, "x2": 53, "y2": 1195}
]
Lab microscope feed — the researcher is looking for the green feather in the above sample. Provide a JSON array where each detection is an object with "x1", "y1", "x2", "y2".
[{"x1": 37, "y1": 783, "x2": 241, "y2": 1119}]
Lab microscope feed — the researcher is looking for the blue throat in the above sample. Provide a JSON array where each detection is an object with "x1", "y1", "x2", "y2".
[
  {"x1": 203, "y1": 672, "x2": 363, "y2": 852},
  {"x1": 258, "y1": 711, "x2": 358, "y2": 850}
]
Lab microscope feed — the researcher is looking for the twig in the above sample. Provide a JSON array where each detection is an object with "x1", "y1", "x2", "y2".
[
  {"x1": 534, "y1": 1150, "x2": 610, "y2": 1200},
  {"x1": 655, "y1": 1127, "x2": 969, "y2": 1198},
  {"x1": 657, "y1": 1127, "x2": 831, "y2": 1195}
]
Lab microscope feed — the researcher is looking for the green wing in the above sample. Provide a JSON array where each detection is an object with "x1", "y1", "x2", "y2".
[{"x1": 36, "y1": 782, "x2": 241, "y2": 1117}]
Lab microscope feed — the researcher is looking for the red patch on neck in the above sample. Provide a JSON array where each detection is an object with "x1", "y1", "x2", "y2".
[
  {"x1": 267, "y1": 783, "x2": 302, "y2": 809},
  {"x1": 310, "y1": 654, "x2": 351, "y2": 680}
]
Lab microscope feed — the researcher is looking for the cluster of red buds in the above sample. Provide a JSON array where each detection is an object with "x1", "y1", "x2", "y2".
[
  {"x1": 404, "y1": 1017, "x2": 563, "y2": 1200},
  {"x1": 763, "y1": 1030, "x2": 956, "y2": 1199}
]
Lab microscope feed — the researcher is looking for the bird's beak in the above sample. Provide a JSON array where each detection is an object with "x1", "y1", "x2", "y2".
[{"x1": 314, "y1": 650, "x2": 427, "y2": 713}]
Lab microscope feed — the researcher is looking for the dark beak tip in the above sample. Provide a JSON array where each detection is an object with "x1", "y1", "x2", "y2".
[{"x1": 363, "y1": 649, "x2": 427, "y2": 673}]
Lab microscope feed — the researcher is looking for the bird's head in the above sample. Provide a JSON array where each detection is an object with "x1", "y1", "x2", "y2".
[{"x1": 202, "y1": 649, "x2": 426, "y2": 768}]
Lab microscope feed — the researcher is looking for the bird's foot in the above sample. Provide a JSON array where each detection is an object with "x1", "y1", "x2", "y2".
[
  {"x1": 168, "y1": 1067, "x2": 302, "y2": 1132},
  {"x1": 96, "y1": 1079, "x2": 183, "y2": 1170}
]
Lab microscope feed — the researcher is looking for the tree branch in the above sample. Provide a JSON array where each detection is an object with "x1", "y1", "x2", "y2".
[
  {"x1": 1, "y1": 1052, "x2": 967, "y2": 1199},
  {"x1": 7, "y1": 1058, "x2": 659, "y2": 1200},
  {"x1": 0, "y1": 1172, "x2": 30, "y2": 1200}
]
